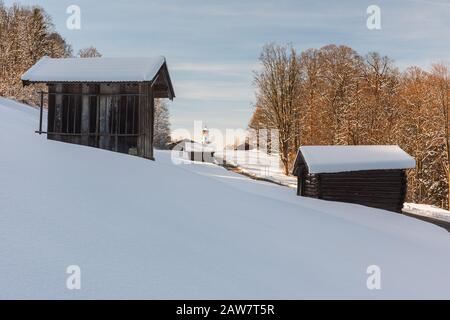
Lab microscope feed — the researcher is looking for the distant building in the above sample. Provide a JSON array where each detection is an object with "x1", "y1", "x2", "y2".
[
  {"x1": 182, "y1": 141, "x2": 215, "y2": 163},
  {"x1": 202, "y1": 126, "x2": 210, "y2": 144},
  {"x1": 292, "y1": 145, "x2": 416, "y2": 212},
  {"x1": 21, "y1": 56, "x2": 175, "y2": 160}
]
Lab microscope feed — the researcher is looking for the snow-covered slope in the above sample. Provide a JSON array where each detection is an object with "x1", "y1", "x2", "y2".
[
  {"x1": 1, "y1": 97, "x2": 450, "y2": 299},
  {"x1": 215, "y1": 149, "x2": 297, "y2": 187}
]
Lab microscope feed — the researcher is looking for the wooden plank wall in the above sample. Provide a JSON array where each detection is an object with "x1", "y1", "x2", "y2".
[
  {"x1": 137, "y1": 83, "x2": 154, "y2": 160},
  {"x1": 80, "y1": 84, "x2": 90, "y2": 146},
  {"x1": 47, "y1": 83, "x2": 62, "y2": 142},
  {"x1": 99, "y1": 84, "x2": 118, "y2": 150},
  {"x1": 302, "y1": 173, "x2": 320, "y2": 199},
  {"x1": 46, "y1": 82, "x2": 155, "y2": 159}
]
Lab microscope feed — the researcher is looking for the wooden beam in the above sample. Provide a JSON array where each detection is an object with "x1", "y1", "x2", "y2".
[{"x1": 39, "y1": 91, "x2": 44, "y2": 134}]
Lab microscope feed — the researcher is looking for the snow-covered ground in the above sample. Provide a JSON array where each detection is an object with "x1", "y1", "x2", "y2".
[
  {"x1": 1, "y1": 97, "x2": 450, "y2": 299},
  {"x1": 403, "y1": 203, "x2": 450, "y2": 223},
  {"x1": 215, "y1": 149, "x2": 297, "y2": 188}
]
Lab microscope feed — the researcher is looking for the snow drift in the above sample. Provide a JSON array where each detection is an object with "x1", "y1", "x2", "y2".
[{"x1": 1, "y1": 97, "x2": 450, "y2": 299}]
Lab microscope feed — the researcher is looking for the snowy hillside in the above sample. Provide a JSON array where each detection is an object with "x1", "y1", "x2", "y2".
[
  {"x1": 215, "y1": 149, "x2": 297, "y2": 187},
  {"x1": 1, "y1": 97, "x2": 450, "y2": 299}
]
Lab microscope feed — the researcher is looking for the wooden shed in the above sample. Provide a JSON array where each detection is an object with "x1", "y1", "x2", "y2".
[
  {"x1": 182, "y1": 141, "x2": 215, "y2": 163},
  {"x1": 292, "y1": 146, "x2": 416, "y2": 212},
  {"x1": 21, "y1": 56, "x2": 175, "y2": 160}
]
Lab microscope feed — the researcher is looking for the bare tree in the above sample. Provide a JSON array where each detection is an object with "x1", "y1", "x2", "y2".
[
  {"x1": 77, "y1": 46, "x2": 102, "y2": 58},
  {"x1": 254, "y1": 43, "x2": 302, "y2": 174},
  {"x1": 397, "y1": 67, "x2": 441, "y2": 205},
  {"x1": 431, "y1": 63, "x2": 450, "y2": 208},
  {"x1": 297, "y1": 48, "x2": 325, "y2": 146},
  {"x1": 359, "y1": 52, "x2": 400, "y2": 144},
  {"x1": 319, "y1": 45, "x2": 363, "y2": 145}
]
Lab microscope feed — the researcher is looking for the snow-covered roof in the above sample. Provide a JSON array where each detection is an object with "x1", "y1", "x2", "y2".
[
  {"x1": 294, "y1": 145, "x2": 415, "y2": 174},
  {"x1": 21, "y1": 56, "x2": 167, "y2": 83}
]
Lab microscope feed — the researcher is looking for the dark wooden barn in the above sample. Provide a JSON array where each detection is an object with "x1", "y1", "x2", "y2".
[
  {"x1": 21, "y1": 56, "x2": 175, "y2": 160},
  {"x1": 292, "y1": 146, "x2": 416, "y2": 212}
]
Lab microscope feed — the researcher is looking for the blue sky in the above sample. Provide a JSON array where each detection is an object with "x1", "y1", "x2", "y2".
[{"x1": 5, "y1": 0, "x2": 450, "y2": 135}]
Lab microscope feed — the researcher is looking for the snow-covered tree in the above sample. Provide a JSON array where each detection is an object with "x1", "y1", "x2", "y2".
[
  {"x1": 254, "y1": 43, "x2": 302, "y2": 174},
  {"x1": 153, "y1": 99, "x2": 171, "y2": 149}
]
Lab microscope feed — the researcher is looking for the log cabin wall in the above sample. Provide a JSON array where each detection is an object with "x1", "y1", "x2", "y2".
[
  {"x1": 301, "y1": 169, "x2": 407, "y2": 212},
  {"x1": 299, "y1": 172, "x2": 320, "y2": 199}
]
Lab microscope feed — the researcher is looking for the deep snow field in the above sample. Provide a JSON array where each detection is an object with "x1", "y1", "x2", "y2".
[{"x1": 1, "y1": 97, "x2": 450, "y2": 299}]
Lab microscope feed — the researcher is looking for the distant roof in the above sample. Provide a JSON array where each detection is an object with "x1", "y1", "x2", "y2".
[
  {"x1": 183, "y1": 142, "x2": 215, "y2": 152},
  {"x1": 21, "y1": 56, "x2": 167, "y2": 83},
  {"x1": 293, "y1": 145, "x2": 415, "y2": 175}
]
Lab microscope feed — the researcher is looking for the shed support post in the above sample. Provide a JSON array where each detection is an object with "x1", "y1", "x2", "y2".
[
  {"x1": 137, "y1": 84, "x2": 144, "y2": 158},
  {"x1": 39, "y1": 91, "x2": 44, "y2": 134},
  {"x1": 149, "y1": 84, "x2": 155, "y2": 160}
]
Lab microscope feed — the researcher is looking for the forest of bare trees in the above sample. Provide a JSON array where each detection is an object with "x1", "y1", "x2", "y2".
[
  {"x1": 0, "y1": 2, "x2": 72, "y2": 105},
  {"x1": 251, "y1": 43, "x2": 450, "y2": 209}
]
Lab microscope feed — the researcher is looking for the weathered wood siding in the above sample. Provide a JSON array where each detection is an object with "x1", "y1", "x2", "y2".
[
  {"x1": 297, "y1": 165, "x2": 320, "y2": 198},
  {"x1": 301, "y1": 169, "x2": 407, "y2": 212},
  {"x1": 99, "y1": 84, "x2": 117, "y2": 150},
  {"x1": 137, "y1": 83, "x2": 154, "y2": 160},
  {"x1": 46, "y1": 82, "x2": 155, "y2": 159}
]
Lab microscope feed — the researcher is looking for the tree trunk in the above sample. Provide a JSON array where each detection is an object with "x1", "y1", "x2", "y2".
[{"x1": 448, "y1": 168, "x2": 450, "y2": 210}]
